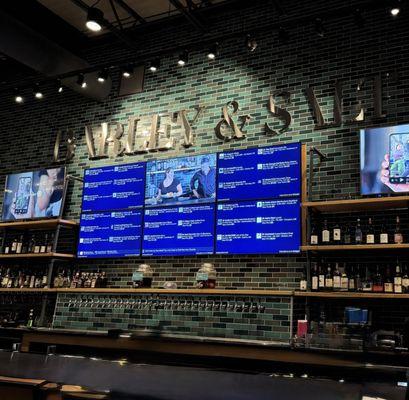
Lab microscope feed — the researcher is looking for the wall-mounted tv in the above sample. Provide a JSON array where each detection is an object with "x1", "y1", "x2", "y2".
[
  {"x1": 360, "y1": 124, "x2": 409, "y2": 195},
  {"x1": 77, "y1": 210, "x2": 143, "y2": 258},
  {"x1": 215, "y1": 199, "x2": 300, "y2": 255},
  {"x1": 145, "y1": 153, "x2": 217, "y2": 207},
  {"x1": 1, "y1": 167, "x2": 66, "y2": 221},
  {"x1": 217, "y1": 143, "x2": 301, "y2": 201},
  {"x1": 82, "y1": 163, "x2": 145, "y2": 212}
]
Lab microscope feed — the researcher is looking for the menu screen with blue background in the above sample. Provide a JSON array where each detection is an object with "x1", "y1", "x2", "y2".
[
  {"x1": 82, "y1": 163, "x2": 145, "y2": 212},
  {"x1": 215, "y1": 199, "x2": 300, "y2": 254},
  {"x1": 142, "y1": 204, "x2": 215, "y2": 256},
  {"x1": 77, "y1": 210, "x2": 142, "y2": 258},
  {"x1": 78, "y1": 143, "x2": 302, "y2": 258},
  {"x1": 217, "y1": 143, "x2": 301, "y2": 201}
]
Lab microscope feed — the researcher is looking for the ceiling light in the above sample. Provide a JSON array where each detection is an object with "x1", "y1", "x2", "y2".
[
  {"x1": 207, "y1": 43, "x2": 219, "y2": 60},
  {"x1": 177, "y1": 51, "x2": 188, "y2": 66},
  {"x1": 278, "y1": 27, "x2": 289, "y2": 44},
  {"x1": 77, "y1": 74, "x2": 87, "y2": 88},
  {"x1": 149, "y1": 59, "x2": 160, "y2": 72},
  {"x1": 314, "y1": 18, "x2": 325, "y2": 38},
  {"x1": 246, "y1": 34, "x2": 258, "y2": 52},
  {"x1": 122, "y1": 65, "x2": 133, "y2": 78},
  {"x1": 97, "y1": 69, "x2": 108, "y2": 83},
  {"x1": 14, "y1": 89, "x2": 23, "y2": 104},
  {"x1": 86, "y1": 7, "x2": 104, "y2": 32},
  {"x1": 34, "y1": 84, "x2": 43, "y2": 99},
  {"x1": 390, "y1": 6, "x2": 400, "y2": 16},
  {"x1": 57, "y1": 79, "x2": 63, "y2": 93}
]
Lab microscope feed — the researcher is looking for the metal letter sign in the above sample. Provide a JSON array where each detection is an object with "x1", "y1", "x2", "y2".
[
  {"x1": 214, "y1": 100, "x2": 250, "y2": 141},
  {"x1": 53, "y1": 129, "x2": 76, "y2": 163},
  {"x1": 265, "y1": 91, "x2": 292, "y2": 136}
]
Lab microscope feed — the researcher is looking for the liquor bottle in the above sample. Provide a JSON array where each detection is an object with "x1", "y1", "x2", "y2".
[
  {"x1": 3, "y1": 237, "x2": 10, "y2": 254},
  {"x1": 42, "y1": 269, "x2": 48, "y2": 288},
  {"x1": 1, "y1": 268, "x2": 9, "y2": 288},
  {"x1": 372, "y1": 265, "x2": 384, "y2": 293},
  {"x1": 46, "y1": 233, "x2": 54, "y2": 253},
  {"x1": 325, "y1": 265, "x2": 333, "y2": 291},
  {"x1": 95, "y1": 271, "x2": 103, "y2": 288},
  {"x1": 34, "y1": 273, "x2": 42, "y2": 288},
  {"x1": 333, "y1": 263, "x2": 341, "y2": 291},
  {"x1": 380, "y1": 221, "x2": 389, "y2": 244},
  {"x1": 27, "y1": 309, "x2": 34, "y2": 328},
  {"x1": 29, "y1": 273, "x2": 36, "y2": 288},
  {"x1": 27, "y1": 234, "x2": 35, "y2": 253},
  {"x1": 310, "y1": 224, "x2": 318, "y2": 245},
  {"x1": 91, "y1": 273, "x2": 98, "y2": 289},
  {"x1": 16, "y1": 234, "x2": 24, "y2": 254},
  {"x1": 53, "y1": 270, "x2": 63, "y2": 288},
  {"x1": 355, "y1": 218, "x2": 363, "y2": 244},
  {"x1": 311, "y1": 263, "x2": 319, "y2": 291},
  {"x1": 23, "y1": 273, "x2": 30, "y2": 288},
  {"x1": 343, "y1": 223, "x2": 351, "y2": 245},
  {"x1": 332, "y1": 222, "x2": 341, "y2": 244},
  {"x1": 318, "y1": 263, "x2": 325, "y2": 291},
  {"x1": 33, "y1": 234, "x2": 40, "y2": 253},
  {"x1": 394, "y1": 261, "x2": 402, "y2": 294},
  {"x1": 384, "y1": 267, "x2": 394, "y2": 293},
  {"x1": 366, "y1": 218, "x2": 375, "y2": 244},
  {"x1": 13, "y1": 271, "x2": 20, "y2": 288},
  {"x1": 394, "y1": 216, "x2": 403, "y2": 244},
  {"x1": 11, "y1": 236, "x2": 18, "y2": 253},
  {"x1": 100, "y1": 271, "x2": 108, "y2": 288},
  {"x1": 21, "y1": 233, "x2": 28, "y2": 254},
  {"x1": 40, "y1": 233, "x2": 47, "y2": 253},
  {"x1": 403, "y1": 265, "x2": 409, "y2": 294},
  {"x1": 340, "y1": 263, "x2": 349, "y2": 292},
  {"x1": 18, "y1": 271, "x2": 25, "y2": 288},
  {"x1": 348, "y1": 265, "x2": 356, "y2": 291},
  {"x1": 322, "y1": 220, "x2": 330, "y2": 244},
  {"x1": 362, "y1": 267, "x2": 373, "y2": 292},
  {"x1": 299, "y1": 268, "x2": 307, "y2": 291},
  {"x1": 6, "y1": 270, "x2": 14, "y2": 288}
]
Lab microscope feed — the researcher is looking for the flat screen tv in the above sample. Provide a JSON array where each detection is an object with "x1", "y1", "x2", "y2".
[
  {"x1": 1, "y1": 167, "x2": 66, "y2": 221},
  {"x1": 360, "y1": 124, "x2": 409, "y2": 195},
  {"x1": 145, "y1": 153, "x2": 217, "y2": 207},
  {"x1": 82, "y1": 162, "x2": 145, "y2": 212}
]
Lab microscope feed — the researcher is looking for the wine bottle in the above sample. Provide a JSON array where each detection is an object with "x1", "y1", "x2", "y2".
[
  {"x1": 394, "y1": 216, "x2": 403, "y2": 244},
  {"x1": 394, "y1": 260, "x2": 402, "y2": 294},
  {"x1": 343, "y1": 223, "x2": 351, "y2": 244},
  {"x1": 372, "y1": 265, "x2": 383, "y2": 293},
  {"x1": 333, "y1": 263, "x2": 341, "y2": 291},
  {"x1": 318, "y1": 263, "x2": 325, "y2": 291},
  {"x1": 403, "y1": 265, "x2": 409, "y2": 293},
  {"x1": 355, "y1": 218, "x2": 363, "y2": 244},
  {"x1": 325, "y1": 265, "x2": 333, "y2": 291},
  {"x1": 380, "y1": 221, "x2": 389, "y2": 244},
  {"x1": 362, "y1": 267, "x2": 373, "y2": 292},
  {"x1": 366, "y1": 217, "x2": 375, "y2": 244},
  {"x1": 333, "y1": 222, "x2": 341, "y2": 244},
  {"x1": 340, "y1": 263, "x2": 349, "y2": 291},
  {"x1": 384, "y1": 267, "x2": 394, "y2": 293},
  {"x1": 310, "y1": 224, "x2": 318, "y2": 245},
  {"x1": 348, "y1": 265, "x2": 356, "y2": 291},
  {"x1": 322, "y1": 220, "x2": 330, "y2": 244},
  {"x1": 311, "y1": 263, "x2": 319, "y2": 292},
  {"x1": 299, "y1": 268, "x2": 307, "y2": 291}
]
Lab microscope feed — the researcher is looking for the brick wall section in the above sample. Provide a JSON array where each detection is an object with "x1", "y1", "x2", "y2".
[{"x1": 1, "y1": 0, "x2": 409, "y2": 341}]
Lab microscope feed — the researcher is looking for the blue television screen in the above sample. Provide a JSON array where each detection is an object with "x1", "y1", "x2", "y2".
[
  {"x1": 215, "y1": 198, "x2": 300, "y2": 255},
  {"x1": 82, "y1": 163, "x2": 145, "y2": 212},
  {"x1": 217, "y1": 143, "x2": 301, "y2": 201},
  {"x1": 77, "y1": 210, "x2": 142, "y2": 258},
  {"x1": 142, "y1": 204, "x2": 215, "y2": 256},
  {"x1": 145, "y1": 153, "x2": 217, "y2": 207}
]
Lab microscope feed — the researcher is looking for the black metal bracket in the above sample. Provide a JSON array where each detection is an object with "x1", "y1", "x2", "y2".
[{"x1": 308, "y1": 146, "x2": 328, "y2": 202}]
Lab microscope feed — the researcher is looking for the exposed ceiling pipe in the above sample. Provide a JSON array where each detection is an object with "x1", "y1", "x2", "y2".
[
  {"x1": 113, "y1": 0, "x2": 146, "y2": 24},
  {"x1": 168, "y1": 0, "x2": 207, "y2": 33}
]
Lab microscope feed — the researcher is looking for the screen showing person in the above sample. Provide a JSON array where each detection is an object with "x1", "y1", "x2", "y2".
[
  {"x1": 145, "y1": 154, "x2": 217, "y2": 207},
  {"x1": 360, "y1": 124, "x2": 409, "y2": 195},
  {"x1": 1, "y1": 167, "x2": 66, "y2": 221}
]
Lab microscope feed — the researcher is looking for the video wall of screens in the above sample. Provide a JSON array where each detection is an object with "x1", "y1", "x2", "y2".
[{"x1": 78, "y1": 142, "x2": 301, "y2": 258}]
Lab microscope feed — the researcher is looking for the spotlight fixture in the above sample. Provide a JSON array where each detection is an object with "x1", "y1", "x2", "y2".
[
  {"x1": 246, "y1": 34, "x2": 258, "y2": 52},
  {"x1": 33, "y1": 84, "x2": 43, "y2": 99},
  {"x1": 86, "y1": 7, "x2": 104, "y2": 32},
  {"x1": 77, "y1": 73, "x2": 87, "y2": 88},
  {"x1": 57, "y1": 79, "x2": 64, "y2": 93},
  {"x1": 353, "y1": 9, "x2": 365, "y2": 27},
  {"x1": 97, "y1": 69, "x2": 108, "y2": 83},
  {"x1": 390, "y1": 1, "x2": 401, "y2": 16},
  {"x1": 207, "y1": 43, "x2": 219, "y2": 60},
  {"x1": 14, "y1": 89, "x2": 23, "y2": 104},
  {"x1": 278, "y1": 27, "x2": 289, "y2": 44},
  {"x1": 314, "y1": 18, "x2": 325, "y2": 38},
  {"x1": 122, "y1": 65, "x2": 133, "y2": 78},
  {"x1": 149, "y1": 59, "x2": 160, "y2": 72},
  {"x1": 177, "y1": 51, "x2": 188, "y2": 66}
]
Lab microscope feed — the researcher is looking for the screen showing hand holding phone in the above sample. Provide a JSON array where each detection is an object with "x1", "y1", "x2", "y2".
[
  {"x1": 15, "y1": 177, "x2": 32, "y2": 214},
  {"x1": 389, "y1": 133, "x2": 409, "y2": 184}
]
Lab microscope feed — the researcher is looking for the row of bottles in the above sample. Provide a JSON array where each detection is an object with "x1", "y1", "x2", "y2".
[
  {"x1": 53, "y1": 269, "x2": 107, "y2": 289},
  {"x1": 0, "y1": 267, "x2": 48, "y2": 288},
  {"x1": 310, "y1": 216, "x2": 404, "y2": 245},
  {"x1": 2, "y1": 232, "x2": 55, "y2": 254},
  {"x1": 300, "y1": 260, "x2": 409, "y2": 294}
]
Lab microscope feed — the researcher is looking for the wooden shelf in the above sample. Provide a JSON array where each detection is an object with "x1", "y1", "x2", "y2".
[
  {"x1": 0, "y1": 219, "x2": 78, "y2": 230},
  {"x1": 0, "y1": 252, "x2": 75, "y2": 260},
  {"x1": 55, "y1": 288, "x2": 293, "y2": 296},
  {"x1": 294, "y1": 291, "x2": 409, "y2": 299},
  {"x1": 301, "y1": 244, "x2": 409, "y2": 252},
  {"x1": 0, "y1": 288, "x2": 56, "y2": 293},
  {"x1": 303, "y1": 195, "x2": 409, "y2": 213}
]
